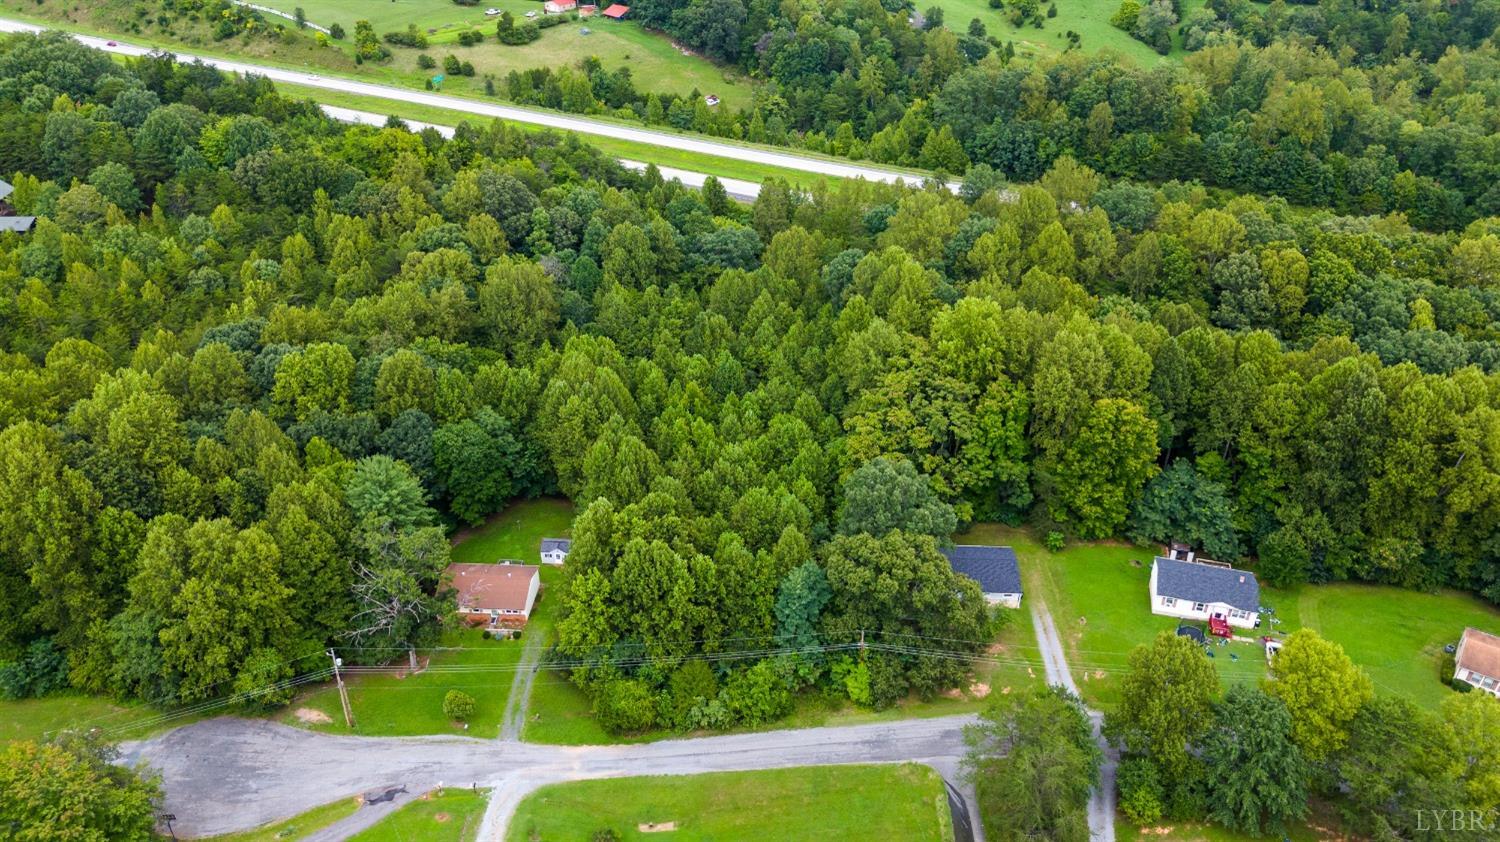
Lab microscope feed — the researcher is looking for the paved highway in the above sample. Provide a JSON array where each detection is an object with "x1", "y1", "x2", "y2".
[
  {"x1": 120, "y1": 714, "x2": 981, "y2": 840},
  {"x1": 0, "y1": 18, "x2": 955, "y2": 195}
]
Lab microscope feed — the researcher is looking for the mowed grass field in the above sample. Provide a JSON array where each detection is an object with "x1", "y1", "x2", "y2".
[
  {"x1": 449, "y1": 497, "x2": 574, "y2": 564},
  {"x1": 259, "y1": 0, "x2": 757, "y2": 109},
  {"x1": 981, "y1": 523, "x2": 1500, "y2": 711},
  {"x1": 507, "y1": 764, "x2": 952, "y2": 841},
  {"x1": 920, "y1": 0, "x2": 1207, "y2": 65},
  {"x1": 350, "y1": 788, "x2": 489, "y2": 842},
  {"x1": 283, "y1": 626, "x2": 529, "y2": 738}
]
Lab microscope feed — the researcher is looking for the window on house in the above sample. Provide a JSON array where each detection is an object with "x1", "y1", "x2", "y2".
[
  {"x1": 1193, "y1": 602, "x2": 1207, "y2": 612},
  {"x1": 1162, "y1": 597, "x2": 1176, "y2": 608}
]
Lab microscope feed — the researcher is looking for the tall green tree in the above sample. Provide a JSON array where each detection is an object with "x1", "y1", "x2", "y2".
[
  {"x1": 1263, "y1": 629, "x2": 1373, "y2": 762},
  {"x1": 1201, "y1": 686, "x2": 1309, "y2": 835},
  {"x1": 1108, "y1": 631, "x2": 1219, "y2": 780},
  {"x1": 964, "y1": 685, "x2": 1102, "y2": 842}
]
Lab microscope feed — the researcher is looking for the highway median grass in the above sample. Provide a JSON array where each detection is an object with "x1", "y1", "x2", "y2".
[{"x1": 507, "y1": 764, "x2": 952, "y2": 841}]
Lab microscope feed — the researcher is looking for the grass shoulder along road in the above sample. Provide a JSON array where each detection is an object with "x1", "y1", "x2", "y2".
[
  {"x1": 203, "y1": 797, "x2": 361, "y2": 841},
  {"x1": 350, "y1": 788, "x2": 489, "y2": 842},
  {"x1": 275, "y1": 81, "x2": 875, "y2": 193},
  {"x1": 508, "y1": 764, "x2": 952, "y2": 841}
]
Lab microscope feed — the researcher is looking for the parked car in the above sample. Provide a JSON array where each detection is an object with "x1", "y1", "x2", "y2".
[
  {"x1": 106, "y1": 40, "x2": 118, "y2": 46},
  {"x1": 485, "y1": 7, "x2": 501, "y2": 14},
  {"x1": 524, "y1": 10, "x2": 538, "y2": 16}
]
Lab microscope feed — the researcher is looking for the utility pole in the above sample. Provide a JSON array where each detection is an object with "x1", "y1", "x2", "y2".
[{"x1": 328, "y1": 649, "x2": 353, "y2": 729}]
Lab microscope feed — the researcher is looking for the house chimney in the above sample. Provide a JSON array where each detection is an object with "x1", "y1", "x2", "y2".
[{"x1": 1238, "y1": 575, "x2": 1245, "y2": 583}]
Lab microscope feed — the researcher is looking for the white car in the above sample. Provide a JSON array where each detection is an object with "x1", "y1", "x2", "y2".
[
  {"x1": 524, "y1": 10, "x2": 538, "y2": 17},
  {"x1": 485, "y1": 7, "x2": 501, "y2": 14}
]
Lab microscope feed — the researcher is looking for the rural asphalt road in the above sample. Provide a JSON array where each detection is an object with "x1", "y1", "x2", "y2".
[
  {"x1": 0, "y1": 17, "x2": 958, "y2": 196},
  {"x1": 1032, "y1": 602, "x2": 1118, "y2": 842},
  {"x1": 119, "y1": 713, "x2": 982, "y2": 839}
]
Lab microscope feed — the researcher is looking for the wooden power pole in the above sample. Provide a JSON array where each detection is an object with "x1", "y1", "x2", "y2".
[{"x1": 328, "y1": 649, "x2": 353, "y2": 728}]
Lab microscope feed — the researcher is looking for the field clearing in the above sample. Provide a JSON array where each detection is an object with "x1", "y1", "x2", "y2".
[
  {"x1": 258, "y1": 0, "x2": 757, "y2": 110},
  {"x1": 920, "y1": 0, "x2": 1206, "y2": 65},
  {"x1": 508, "y1": 764, "x2": 952, "y2": 841}
]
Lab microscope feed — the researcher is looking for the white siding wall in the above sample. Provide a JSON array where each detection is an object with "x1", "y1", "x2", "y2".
[
  {"x1": 984, "y1": 593, "x2": 1022, "y2": 609},
  {"x1": 522, "y1": 572, "x2": 540, "y2": 619}
]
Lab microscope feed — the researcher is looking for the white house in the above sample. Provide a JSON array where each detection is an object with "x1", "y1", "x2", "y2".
[
  {"x1": 447, "y1": 562, "x2": 540, "y2": 627},
  {"x1": 1455, "y1": 627, "x2": 1500, "y2": 697},
  {"x1": 540, "y1": 538, "x2": 571, "y2": 565},
  {"x1": 1149, "y1": 555, "x2": 1260, "y2": 630},
  {"x1": 940, "y1": 545, "x2": 1023, "y2": 608}
]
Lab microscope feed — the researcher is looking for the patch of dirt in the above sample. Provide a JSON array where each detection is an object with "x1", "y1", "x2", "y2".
[
  {"x1": 1093, "y1": 670, "x2": 1106, "y2": 680},
  {"x1": 434, "y1": 812, "x2": 451, "y2": 823},
  {"x1": 969, "y1": 682, "x2": 991, "y2": 699},
  {"x1": 294, "y1": 708, "x2": 332, "y2": 725},
  {"x1": 1000, "y1": 686, "x2": 1012, "y2": 694},
  {"x1": 639, "y1": 822, "x2": 677, "y2": 832},
  {"x1": 940, "y1": 687, "x2": 965, "y2": 700},
  {"x1": 1141, "y1": 826, "x2": 1178, "y2": 835},
  {"x1": 985, "y1": 643, "x2": 1006, "y2": 654}
]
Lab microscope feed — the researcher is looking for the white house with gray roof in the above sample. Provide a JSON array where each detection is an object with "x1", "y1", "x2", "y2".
[
  {"x1": 1149, "y1": 556, "x2": 1260, "y2": 629},
  {"x1": 941, "y1": 545, "x2": 1023, "y2": 608},
  {"x1": 539, "y1": 537, "x2": 571, "y2": 565}
]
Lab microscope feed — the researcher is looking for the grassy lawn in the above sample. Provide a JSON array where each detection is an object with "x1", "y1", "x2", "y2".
[
  {"x1": 449, "y1": 497, "x2": 574, "y2": 565},
  {"x1": 508, "y1": 764, "x2": 951, "y2": 841},
  {"x1": 979, "y1": 523, "x2": 1500, "y2": 712},
  {"x1": 921, "y1": 0, "x2": 1206, "y2": 65},
  {"x1": 349, "y1": 788, "x2": 489, "y2": 842},
  {"x1": 0, "y1": 694, "x2": 134, "y2": 745},
  {"x1": 1287, "y1": 583, "x2": 1500, "y2": 709},
  {"x1": 283, "y1": 627, "x2": 527, "y2": 738},
  {"x1": 204, "y1": 798, "x2": 361, "y2": 841}
]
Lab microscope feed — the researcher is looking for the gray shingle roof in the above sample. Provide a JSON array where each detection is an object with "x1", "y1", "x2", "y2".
[
  {"x1": 1154, "y1": 557, "x2": 1260, "y2": 612},
  {"x1": 941, "y1": 545, "x2": 1022, "y2": 595},
  {"x1": 0, "y1": 216, "x2": 35, "y2": 232},
  {"x1": 540, "y1": 538, "x2": 571, "y2": 553},
  {"x1": 0, "y1": 179, "x2": 12, "y2": 202}
]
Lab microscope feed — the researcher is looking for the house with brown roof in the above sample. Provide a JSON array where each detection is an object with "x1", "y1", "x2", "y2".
[
  {"x1": 446, "y1": 562, "x2": 541, "y2": 628},
  {"x1": 601, "y1": 3, "x2": 629, "y2": 18},
  {"x1": 1455, "y1": 627, "x2": 1500, "y2": 697}
]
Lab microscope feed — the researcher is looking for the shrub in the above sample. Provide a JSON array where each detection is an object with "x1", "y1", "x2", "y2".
[
  {"x1": 328, "y1": 22, "x2": 345, "y2": 39},
  {"x1": 1045, "y1": 531, "x2": 1066, "y2": 551},
  {"x1": 384, "y1": 24, "x2": 429, "y2": 48},
  {"x1": 592, "y1": 831, "x2": 621, "y2": 842},
  {"x1": 594, "y1": 679, "x2": 656, "y2": 734},
  {"x1": 1118, "y1": 757, "x2": 1165, "y2": 824},
  {"x1": 720, "y1": 660, "x2": 792, "y2": 725},
  {"x1": 0, "y1": 638, "x2": 69, "y2": 700},
  {"x1": 443, "y1": 54, "x2": 462, "y2": 75},
  {"x1": 417, "y1": 53, "x2": 436, "y2": 69},
  {"x1": 443, "y1": 689, "x2": 477, "y2": 721}
]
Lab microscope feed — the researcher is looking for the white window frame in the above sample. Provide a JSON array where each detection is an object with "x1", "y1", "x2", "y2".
[
  {"x1": 1161, "y1": 597, "x2": 1177, "y2": 608},
  {"x1": 1193, "y1": 602, "x2": 1207, "y2": 612}
]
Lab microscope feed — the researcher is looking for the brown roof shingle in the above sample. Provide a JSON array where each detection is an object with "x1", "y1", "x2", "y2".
[
  {"x1": 1457, "y1": 627, "x2": 1500, "y2": 679},
  {"x1": 446, "y1": 563, "x2": 538, "y2": 613}
]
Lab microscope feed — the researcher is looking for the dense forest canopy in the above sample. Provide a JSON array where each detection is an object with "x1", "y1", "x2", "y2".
[{"x1": 2, "y1": 27, "x2": 1500, "y2": 730}]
